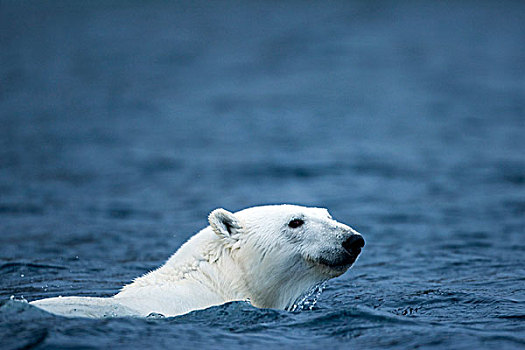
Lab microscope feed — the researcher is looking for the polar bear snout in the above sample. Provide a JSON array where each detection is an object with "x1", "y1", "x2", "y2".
[
  {"x1": 313, "y1": 232, "x2": 365, "y2": 270},
  {"x1": 342, "y1": 234, "x2": 365, "y2": 256}
]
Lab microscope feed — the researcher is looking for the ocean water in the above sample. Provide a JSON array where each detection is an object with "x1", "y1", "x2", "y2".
[{"x1": 1, "y1": 1, "x2": 524, "y2": 349}]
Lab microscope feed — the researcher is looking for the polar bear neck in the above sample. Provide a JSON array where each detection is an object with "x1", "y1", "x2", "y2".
[
  {"x1": 116, "y1": 227, "x2": 253, "y2": 315},
  {"x1": 232, "y1": 238, "x2": 323, "y2": 310},
  {"x1": 117, "y1": 226, "x2": 321, "y2": 315}
]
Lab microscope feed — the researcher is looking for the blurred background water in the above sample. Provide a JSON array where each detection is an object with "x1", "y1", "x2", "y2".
[{"x1": 1, "y1": 1, "x2": 524, "y2": 349}]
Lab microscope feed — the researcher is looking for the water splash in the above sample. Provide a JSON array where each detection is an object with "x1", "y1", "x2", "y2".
[
  {"x1": 10, "y1": 295, "x2": 28, "y2": 303},
  {"x1": 289, "y1": 282, "x2": 327, "y2": 312}
]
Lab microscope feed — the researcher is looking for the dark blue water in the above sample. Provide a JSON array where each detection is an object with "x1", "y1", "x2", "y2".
[{"x1": 1, "y1": 1, "x2": 524, "y2": 348}]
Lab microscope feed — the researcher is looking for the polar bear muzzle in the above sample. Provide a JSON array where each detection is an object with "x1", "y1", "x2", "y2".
[
  {"x1": 342, "y1": 234, "x2": 365, "y2": 257},
  {"x1": 314, "y1": 233, "x2": 365, "y2": 269}
]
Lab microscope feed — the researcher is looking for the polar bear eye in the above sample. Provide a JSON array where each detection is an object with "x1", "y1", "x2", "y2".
[{"x1": 288, "y1": 219, "x2": 304, "y2": 228}]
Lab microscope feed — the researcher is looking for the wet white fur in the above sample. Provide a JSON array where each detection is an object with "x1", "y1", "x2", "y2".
[{"x1": 31, "y1": 204, "x2": 362, "y2": 318}]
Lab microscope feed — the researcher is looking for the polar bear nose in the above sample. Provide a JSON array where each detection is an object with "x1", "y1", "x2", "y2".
[{"x1": 342, "y1": 235, "x2": 365, "y2": 254}]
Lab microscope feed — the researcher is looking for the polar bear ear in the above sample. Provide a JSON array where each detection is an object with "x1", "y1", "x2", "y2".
[{"x1": 208, "y1": 208, "x2": 243, "y2": 240}]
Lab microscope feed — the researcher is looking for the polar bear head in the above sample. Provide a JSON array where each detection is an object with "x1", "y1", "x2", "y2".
[{"x1": 208, "y1": 204, "x2": 364, "y2": 310}]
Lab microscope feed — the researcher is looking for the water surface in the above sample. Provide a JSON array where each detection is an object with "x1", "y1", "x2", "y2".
[{"x1": 1, "y1": 1, "x2": 524, "y2": 349}]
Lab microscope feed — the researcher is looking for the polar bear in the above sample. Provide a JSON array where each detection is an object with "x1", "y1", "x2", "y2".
[{"x1": 30, "y1": 204, "x2": 364, "y2": 318}]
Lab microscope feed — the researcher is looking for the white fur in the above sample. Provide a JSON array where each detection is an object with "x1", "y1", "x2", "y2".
[{"x1": 31, "y1": 204, "x2": 363, "y2": 318}]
